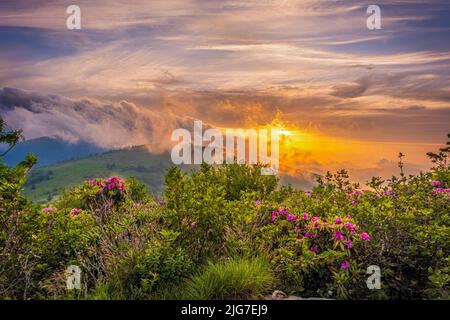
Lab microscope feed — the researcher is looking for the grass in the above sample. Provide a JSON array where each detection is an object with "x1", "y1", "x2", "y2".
[{"x1": 174, "y1": 257, "x2": 274, "y2": 300}]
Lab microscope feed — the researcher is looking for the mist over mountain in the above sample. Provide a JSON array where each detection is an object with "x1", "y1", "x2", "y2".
[{"x1": 0, "y1": 87, "x2": 195, "y2": 153}]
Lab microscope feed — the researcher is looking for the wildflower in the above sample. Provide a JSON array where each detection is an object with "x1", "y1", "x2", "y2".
[
  {"x1": 303, "y1": 213, "x2": 309, "y2": 220},
  {"x1": 70, "y1": 208, "x2": 82, "y2": 218},
  {"x1": 311, "y1": 216, "x2": 319, "y2": 223},
  {"x1": 433, "y1": 188, "x2": 450, "y2": 195},
  {"x1": 294, "y1": 226, "x2": 300, "y2": 231},
  {"x1": 344, "y1": 214, "x2": 351, "y2": 219},
  {"x1": 271, "y1": 211, "x2": 278, "y2": 222},
  {"x1": 310, "y1": 246, "x2": 320, "y2": 254},
  {"x1": 431, "y1": 180, "x2": 442, "y2": 186},
  {"x1": 360, "y1": 232, "x2": 371, "y2": 241},
  {"x1": 340, "y1": 260, "x2": 350, "y2": 270},
  {"x1": 335, "y1": 217, "x2": 342, "y2": 225},
  {"x1": 333, "y1": 230, "x2": 345, "y2": 241},
  {"x1": 346, "y1": 240, "x2": 353, "y2": 249},
  {"x1": 42, "y1": 207, "x2": 56, "y2": 213},
  {"x1": 286, "y1": 214, "x2": 298, "y2": 222},
  {"x1": 255, "y1": 200, "x2": 261, "y2": 206}
]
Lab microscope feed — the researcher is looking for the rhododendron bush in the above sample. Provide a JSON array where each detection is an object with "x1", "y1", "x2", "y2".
[{"x1": 0, "y1": 127, "x2": 449, "y2": 299}]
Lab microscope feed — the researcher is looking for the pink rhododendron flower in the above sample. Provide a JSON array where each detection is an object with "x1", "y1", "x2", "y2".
[
  {"x1": 333, "y1": 230, "x2": 345, "y2": 241},
  {"x1": 433, "y1": 188, "x2": 450, "y2": 195},
  {"x1": 310, "y1": 246, "x2": 320, "y2": 254},
  {"x1": 335, "y1": 217, "x2": 342, "y2": 225},
  {"x1": 344, "y1": 214, "x2": 351, "y2": 219},
  {"x1": 311, "y1": 216, "x2": 319, "y2": 223},
  {"x1": 383, "y1": 191, "x2": 396, "y2": 196},
  {"x1": 431, "y1": 180, "x2": 442, "y2": 186},
  {"x1": 346, "y1": 241, "x2": 353, "y2": 249},
  {"x1": 345, "y1": 223, "x2": 357, "y2": 235},
  {"x1": 42, "y1": 207, "x2": 56, "y2": 213},
  {"x1": 70, "y1": 208, "x2": 82, "y2": 218},
  {"x1": 87, "y1": 176, "x2": 126, "y2": 193},
  {"x1": 287, "y1": 214, "x2": 298, "y2": 222},
  {"x1": 271, "y1": 211, "x2": 278, "y2": 221},
  {"x1": 255, "y1": 200, "x2": 261, "y2": 206},
  {"x1": 340, "y1": 260, "x2": 350, "y2": 270},
  {"x1": 303, "y1": 213, "x2": 309, "y2": 220},
  {"x1": 360, "y1": 232, "x2": 371, "y2": 241}
]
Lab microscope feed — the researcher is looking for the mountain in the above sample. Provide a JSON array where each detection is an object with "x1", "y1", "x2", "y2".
[
  {"x1": 2, "y1": 137, "x2": 106, "y2": 167},
  {"x1": 23, "y1": 145, "x2": 180, "y2": 203}
]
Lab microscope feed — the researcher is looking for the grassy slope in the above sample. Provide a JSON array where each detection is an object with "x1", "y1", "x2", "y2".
[{"x1": 24, "y1": 146, "x2": 177, "y2": 203}]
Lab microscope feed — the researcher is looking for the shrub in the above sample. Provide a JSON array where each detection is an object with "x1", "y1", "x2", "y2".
[
  {"x1": 102, "y1": 229, "x2": 194, "y2": 299},
  {"x1": 254, "y1": 203, "x2": 370, "y2": 298}
]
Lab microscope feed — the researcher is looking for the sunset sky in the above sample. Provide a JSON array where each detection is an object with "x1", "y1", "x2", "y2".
[{"x1": 1, "y1": 0, "x2": 449, "y2": 185}]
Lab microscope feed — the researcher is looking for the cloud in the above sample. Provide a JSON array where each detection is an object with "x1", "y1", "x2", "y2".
[{"x1": 0, "y1": 87, "x2": 195, "y2": 153}]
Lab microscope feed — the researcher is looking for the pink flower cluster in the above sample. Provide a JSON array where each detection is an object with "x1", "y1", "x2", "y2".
[
  {"x1": 271, "y1": 207, "x2": 298, "y2": 222},
  {"x1": 432, "y1": 187, "x2": 450, "y2": 195},
  {"x1": 346, "y1": 189, "x2": 371, "y2": 205},
  {"x1": 347, "y1": 189, "x2": 370, "y2": 198},
  {"x1": 42, "y1": 207, "x2": 56, "y2": 213},
  {"x1": 86, "y1": 176, "x2": 126, "y2": 193},
  {"x1": 70, "y1": 208, "x2": 82, "y2": 218},
  {"x1": 271, "y1": 209, "x2": 372, "y2": 270},
  {"x1": 382, "y1": 190, "x2": 396, "y2": 197}
]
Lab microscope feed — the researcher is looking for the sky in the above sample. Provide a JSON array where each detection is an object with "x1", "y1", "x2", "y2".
[{"x1": 0, "y1": 0, "x2": 449, "y2": 185}]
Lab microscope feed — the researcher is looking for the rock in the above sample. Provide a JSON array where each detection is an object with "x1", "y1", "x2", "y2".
[
  {"x1": 265, "y1": 290, "x2": 333, "y2": 300},
  {"x1": 270, "y1": 290, "x2": 288, "y2": 300}
]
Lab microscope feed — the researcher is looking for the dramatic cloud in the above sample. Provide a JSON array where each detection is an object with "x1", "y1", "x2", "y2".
[{"x1": 0, "y1": 87, "x2": 195, "y2": 152}]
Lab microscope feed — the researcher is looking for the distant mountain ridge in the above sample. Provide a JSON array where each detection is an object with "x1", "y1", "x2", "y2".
[{"x1": 2, "y1": 136, "x2": 107, "y2": 167}]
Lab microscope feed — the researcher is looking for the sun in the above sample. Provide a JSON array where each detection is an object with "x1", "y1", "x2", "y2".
[{"x1": 274, "y1": 130, "x2": 292, "y2": 136}]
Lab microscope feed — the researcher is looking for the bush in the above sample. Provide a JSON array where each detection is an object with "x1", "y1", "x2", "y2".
[{"x1": 102, "y1": 229, "x2": 194, "y2": 299}]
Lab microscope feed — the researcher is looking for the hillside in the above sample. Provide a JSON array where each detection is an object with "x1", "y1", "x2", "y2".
[{"x1": 23, "y1": 145, "x2": 180, "y2": 203}]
